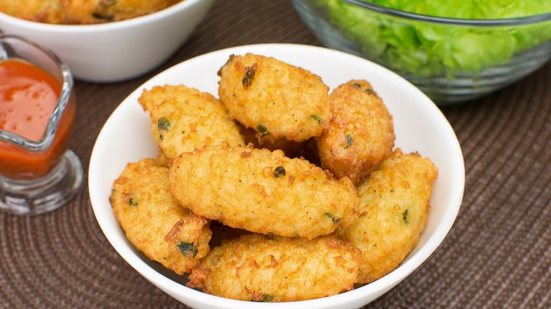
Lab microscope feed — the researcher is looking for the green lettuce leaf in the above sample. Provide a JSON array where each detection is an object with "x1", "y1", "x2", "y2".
[{"x1": 314, "y1": 0, "x2": 551, "y2": 76}]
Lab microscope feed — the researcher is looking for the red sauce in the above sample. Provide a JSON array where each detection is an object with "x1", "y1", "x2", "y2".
[{"x1": 0, "y1": 59, "x2": 75, "y2": 180}]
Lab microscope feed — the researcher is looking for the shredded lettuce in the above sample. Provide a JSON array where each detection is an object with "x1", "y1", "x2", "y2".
[{"x1": 314, "y1": 0, "x2": 551, "y2": 76}]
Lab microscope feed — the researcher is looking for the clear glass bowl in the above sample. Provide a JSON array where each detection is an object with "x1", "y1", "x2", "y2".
[
  {"x1": 0, "y1": 35, "x2": 83, "y2": 215},
  {"x1": 292, "y1": 0, "x2": 551, "y2": 104}
]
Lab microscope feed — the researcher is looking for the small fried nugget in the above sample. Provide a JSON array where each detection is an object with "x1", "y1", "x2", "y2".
[
  {"x1": 342, "y1": 149, "x2": 438, "y2": 284},
  {"x1": 139, "y1": 85, "x2": 244, "y2": 160},
  {"x1": 169, "y1": 145, "x2": 359, "y2": 239},
  {"x1": 218, "y1": 53, "x2": 331, "y2": 142},
  {"x1": 317, "y1": 80, "x2": 395, "y2": 185},
  {"x1": 188, "y1": 234, "x2": 361, "y2": 301},
  {"x1": 110, "y1": 159, "x2": 211, "y2": 275}
]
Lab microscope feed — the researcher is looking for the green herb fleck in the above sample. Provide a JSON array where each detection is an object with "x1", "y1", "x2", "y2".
[
  {"x1": 128, "y1": 198, "x2": 139, "y2": 207},
  {"x1": 274, "y1": 166, "x2": 286, "y2": 177},
  {"x1": 177, "y1": 241, "x2": 198, "y2": 257},
  {"x1": 157, "y1": 117, "x2": 171, "y2": 131},
  {"x1": 324, "y1": 212, "x2": 340, "y2": 224},
  {"x1": 257, "y1": 124, "x2": 270, "y2": 136},
  {"x1": 353, "y1": 82, "x2": 362, "y2": 89},
  {"x1": 402, "y1": 209, "x2": 409, "y2": 224},
  {"x1": 344, "y1": 134, "x2": 353, "y2": 148},
  {"x1": 242, "y1": 65, "x2": 256, "y2": 87},
  {"x1": 310, "y1": 114, "x2": 321, "y2": 124},
  {"x1": 159, "y1": 134, "x2": 164, "y2": 141}
]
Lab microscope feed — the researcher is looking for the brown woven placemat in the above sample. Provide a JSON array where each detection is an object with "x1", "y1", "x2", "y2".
[{"x1": 1, "y1": 0, "x2": 550, "y2": 308}]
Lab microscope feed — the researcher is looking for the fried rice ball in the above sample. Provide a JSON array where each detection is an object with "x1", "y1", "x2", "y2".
[
  {"x1": 188, "y1": 234, "x2": 361, "y2": 301},
  {"x1": 168, "y1": 144, "x2": 359, "y2": 239},
  {"x1": 317, "y1": 80, "x2": 395, "y2": 185},
  {"x1": 110, "y1": 159, "x2": 211, "y2": 275},
  {"x1": 218, "y1": 53, "x2": 331, "y2": 142},
  {"x1": 139, "y1": 85, "x2": 244, "y2": 161},
  {"x1": 342, "y1": 149, "x2": 438, "y2": 284}
]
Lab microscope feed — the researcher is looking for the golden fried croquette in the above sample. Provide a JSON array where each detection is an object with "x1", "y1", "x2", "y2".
[
  {"x1": 110, "y1": 159, "x2": 211, "y2": 275},
  {"x1": 139, "y1": 85, "x2": 244, "y2": 161},
  {"x1": 188, "y1": 234, "x2": 361, "y2": 301},
  {"x1": 342, "y1": 149, "x2": 437, "y2": 284},
  {"x1": 317, "y1": 80, "x2": 395, "y2": 185},
  {"x1": 0, "y1": 0, "x2": 180, "y2": 24},
  {"x1": 169, "y1": 144, "x2": 359, "y2": 239},
  {"x1": 0, "y1": 0, "x2": 64, "y2": 23},
  {"x1": 218, "y1": 53, "x2": 331, "y2": 142}
]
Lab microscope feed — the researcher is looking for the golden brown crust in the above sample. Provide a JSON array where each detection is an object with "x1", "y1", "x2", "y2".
[
  {"x1": 138, "y1": 85, "x2": 244, "y2": 160},
  {"x1": 1, "y1": 0, "x2": 180, "y2": 24},
  {"x1": 189, "y1": 234, "x2": 361, "y2": 301},
  {"x1": 168, "y1": 144, "x2": 359, "y2": 239},
  {"x1": 342, "y1": 149, "x2": 438, "y2": 283},
  {"x1": 0, "y1": 0, "x2": 64, "y2": 23},
  {"x1": 317, "y1": 80, "x2": 395, "y2": 185},
  {"x1": 218, "y1": 53, "x2": 331, "y2": 142},
  {"x1": 110, "y1": 159, "x2": 211, "y2": 275}
]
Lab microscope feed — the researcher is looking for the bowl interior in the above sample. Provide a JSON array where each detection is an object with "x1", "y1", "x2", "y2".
[{"x1": 89, "y1": 44, "x2": 464, "y2": 309}]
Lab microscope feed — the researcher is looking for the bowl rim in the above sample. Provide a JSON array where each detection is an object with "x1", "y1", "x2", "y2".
[
  {"x1": 343, "y1": 0, "x2": 551, "y2": 26},
  {"x1": 0, "y1": 0, "x2": 209, "y2": 32},
  {"x1": 88, "y1": 43, "x2": 465, "y2": 309}
]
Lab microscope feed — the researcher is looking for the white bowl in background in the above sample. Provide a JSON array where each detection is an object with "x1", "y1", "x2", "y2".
[
  {"x1": 0, "y1": 0, "x2": 215, "y2": 82},
  {"x1": 89, "y1": 44, "x2": 465, "y2": 309}
]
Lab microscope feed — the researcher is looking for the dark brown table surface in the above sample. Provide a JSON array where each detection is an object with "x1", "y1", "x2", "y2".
[{"x1": 1, "y1": 1, "x2": 550, "y2": 308}]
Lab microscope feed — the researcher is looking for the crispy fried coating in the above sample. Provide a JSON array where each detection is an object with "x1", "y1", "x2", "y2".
[
  {"x1": 155, "y1": 151, "x2": 173, "y2": 167},
  {"x1": 218, "y1": 53, "x2": 331, "y2": 142},
  {"x1": 0, "y1": 0, "x2": 64, "y2": 23},
  {"x1": 110, "y1": 159, "x2": 211, "y2": 275},
  {"x1": 63, "y1": 0, "x2": 180, "y2": 24},
  {"x1": 169, "y1": 145, "x2": 359, "y2": 239},
  {"x1": 342, "y1": 150, "x2": 437, "y2": 284},
  {"x1": 139, "y1": 85, "x2": 244, "y2": 161},
  {"x1": 0, "y1": 0, "x2": 180, "y2": 24},
  {"x1": 188, "y1": 234, "x2": 361, "y2": 301},
  {"x1": 317, "y1": 80, "x2": 394, "y2": 185}
]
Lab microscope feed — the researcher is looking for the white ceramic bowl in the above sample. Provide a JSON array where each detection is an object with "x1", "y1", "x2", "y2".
[
  {"x1": 0, "y1": 0, "x2": 215, "y2": 82},
  {"x1": 89, "y1": 44, "x2": 465, "y2": 309}
]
